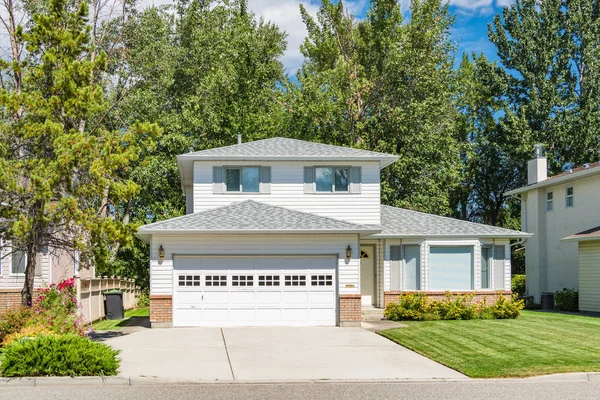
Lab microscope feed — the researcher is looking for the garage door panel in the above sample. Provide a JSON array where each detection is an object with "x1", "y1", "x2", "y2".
[{"x1": 173, "y1": 255, "x2": 336, "y2": 327}]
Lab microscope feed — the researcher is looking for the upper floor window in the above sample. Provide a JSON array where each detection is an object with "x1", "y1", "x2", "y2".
[
  {"x1": 226, "y1": 167, "x2": 259, "y2": 193},
  {"x1": 546, "y1": 192, "x2": 553, "y2": 211},
  {"x1": 566, "y1": 186, "x2": 574, "y2": 208},
  {"x1": 315, "y1": 167, "x2": 349, "y2": 192},
  {"x1": 11, "y1": 251, "x2": 26, "y2": 275}
]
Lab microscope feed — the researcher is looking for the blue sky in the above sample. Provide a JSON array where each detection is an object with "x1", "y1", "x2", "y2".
[{"x1": 243, "y1": 0, "x2": 514, "y2": 73}]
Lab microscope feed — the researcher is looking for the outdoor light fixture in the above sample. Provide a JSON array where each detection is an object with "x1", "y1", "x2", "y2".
[
  {"x1": 346, "y1": 245, "x2": 352, "y2": 259},
  {"x1": 159, "y1": 245, "x2": 165, "y2": 261}
]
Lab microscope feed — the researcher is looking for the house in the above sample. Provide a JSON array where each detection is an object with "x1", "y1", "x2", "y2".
[
  {"x1": 505, "y1": 144, "x2": 600, "y2": 312},
  {"x1": 138, "y1": 137, "x2": 529, "y2": 327},
  {"x1": 0, "y1": 244, "x2": 94, "y2": 312}
]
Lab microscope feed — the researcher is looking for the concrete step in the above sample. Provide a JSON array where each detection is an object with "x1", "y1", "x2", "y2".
[{"x1": 361, "y1": 308, "x2": 385, "y2": 321}]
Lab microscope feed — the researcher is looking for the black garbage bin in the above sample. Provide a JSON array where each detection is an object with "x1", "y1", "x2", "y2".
[
  {"x1": 541, "y1": 292, "x2": 555, "y2": 310},
  {"x1": 104, "y1": 290, "x2": 124, "y2": 320}
]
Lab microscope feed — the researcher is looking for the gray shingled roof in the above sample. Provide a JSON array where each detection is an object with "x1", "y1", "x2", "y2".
[
  {"x1": 177, "y1": 137, "x2": 398, "y2": 166},
  {"x1": 371, "y1": 205, "x2": 531, "y2": 238},
  {"x1": 137, "y1": 200, "x2": 380, "y2": 239}
]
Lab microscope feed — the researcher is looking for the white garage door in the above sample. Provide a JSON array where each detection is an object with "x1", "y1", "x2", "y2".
[{"x1": 173, "y1": 255, "x2": 337, "y2": 327}]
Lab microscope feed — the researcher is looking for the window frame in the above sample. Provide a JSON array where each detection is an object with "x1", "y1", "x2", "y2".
[
  {"x1": 546, "y1": 191, "x2": 554, "y2": 211},
  {"x1": 10, "y1": 249, "x2": 27, "y2": 276},
  {"x1": 566, "y1": 186, "x2": 574, "y2": 208},
  {"x1": 428, "y1": 245, "x2": 474, "y2": 291},
  {"x1": 225, "y1": 166, "x2": 261, "y2": 193},
  {"x1": 314, "y1": 166, "x2": 350, "y2": 193}
]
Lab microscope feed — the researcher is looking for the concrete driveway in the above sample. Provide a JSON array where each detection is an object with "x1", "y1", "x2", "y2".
[{"x1": 104, "y1": 327, "x2": 465, "y2": 382}]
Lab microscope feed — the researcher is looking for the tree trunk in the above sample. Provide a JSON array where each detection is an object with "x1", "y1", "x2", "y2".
[{"x1": 21, "y1": 243, "x2": 37, "y2": 306}]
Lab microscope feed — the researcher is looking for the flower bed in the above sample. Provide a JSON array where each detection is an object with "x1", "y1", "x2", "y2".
[{"x1": 384, "y1": 291, "x2": 524, "y2": 321}]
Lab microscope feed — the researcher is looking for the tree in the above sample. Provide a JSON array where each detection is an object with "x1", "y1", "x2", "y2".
[
  {"x1": 289, "y1": 0, "x2": 461, "y2": 215},
  {"x1": 0, "y1": 0, "x2": 159, "y2": 305}
]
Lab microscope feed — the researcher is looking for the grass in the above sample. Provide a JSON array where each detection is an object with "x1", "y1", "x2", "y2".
[
  {"x1": 91, "y1": 308, "x2": 149, "y2": 331},
  {"x1": 380, "y1": 310, "x2": 600, "y2": 378}
]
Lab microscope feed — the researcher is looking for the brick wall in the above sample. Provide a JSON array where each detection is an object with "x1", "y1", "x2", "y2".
[
  {"x1": 150, "y1": 295, "x2": 172, "y2": 327},
  {"x1": 0, "y1": 289, "x2": 23, "y2": 314},
  {"x1": 339, "y1": 294, "x2": 361, "y2": 326},
  {"x1": 384, "y1": 290, "x2": 513, "y2": 307}
]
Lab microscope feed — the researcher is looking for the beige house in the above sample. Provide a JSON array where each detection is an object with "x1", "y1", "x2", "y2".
[{"x1": 506, "y1": 145, "x2": 600, "y2": 312}]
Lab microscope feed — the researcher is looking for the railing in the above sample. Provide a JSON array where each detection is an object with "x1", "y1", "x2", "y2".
[{"x1": 75, "y1": 276, "x2": 140, "y2": 323}]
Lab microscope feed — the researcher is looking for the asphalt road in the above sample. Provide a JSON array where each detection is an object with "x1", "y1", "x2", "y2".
[{"x1": 1, "y1": 380, "x2": 599, "y2": 400}]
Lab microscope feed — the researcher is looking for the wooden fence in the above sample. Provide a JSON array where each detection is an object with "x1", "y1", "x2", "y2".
[{"x1": 75, "y1": 276, "x2": 140, "y2": 323}]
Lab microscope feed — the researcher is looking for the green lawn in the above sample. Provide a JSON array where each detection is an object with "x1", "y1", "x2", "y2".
[
  {"x1": 380, "y1": 311, "x2": 600, "y2": 378},
  {"x1": 91, "y1": 308, "x2": 149, "y2": 331}
]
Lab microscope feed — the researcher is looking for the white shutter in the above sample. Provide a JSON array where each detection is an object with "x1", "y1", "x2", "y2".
[
  {"x1": 260, "y1": 166, "x2": 271, "y2": 194},
  {"x1": 390, "y1": 245, "x2": 401, "y2": 290},
  {"x1": 303, "y1": 167, "x2": 314, "y2": 194},
  {"x1": 212, "y1": 166, "x2": 224, "y2": 194},
  {"x1": 350, "y1": 166, "x2": 362, "y2": 193}
]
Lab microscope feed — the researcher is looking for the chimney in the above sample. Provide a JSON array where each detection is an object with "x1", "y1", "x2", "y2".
[
  {"x1": 237, "y1": 134, "x2": 242, "y2": 145},
  {"x1": 527, "y1": 144, "x2": 547, "y2": 185}
]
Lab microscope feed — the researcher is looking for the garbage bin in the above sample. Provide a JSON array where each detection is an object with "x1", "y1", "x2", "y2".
[
  {"x1": 541, "y1": 292, "x2": 555, "y2": 311},
  {"x1": 104, "y1": 290, "x2": 124, "y2": 320}
]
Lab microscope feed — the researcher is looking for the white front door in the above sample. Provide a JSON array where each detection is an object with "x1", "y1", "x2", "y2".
[
  {"x1": 173, "y1": 255, "x2": 337, "y2": 327},
  {"x1": 360, "y1": 246, "x2": 375, "y2": 306}
]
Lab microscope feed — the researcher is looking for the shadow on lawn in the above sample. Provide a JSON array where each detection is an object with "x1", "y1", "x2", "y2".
[{"x1": 89, "y1": 316, "x2": 150, "y2": 342}]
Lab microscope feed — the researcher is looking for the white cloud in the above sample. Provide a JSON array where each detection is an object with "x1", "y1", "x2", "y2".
[
  {"x1": 495, "y1": 0, "x2": 515, "y2": 6},
  {"x1": 450, "y1": 0, "x2": 493, "y2": 9}
]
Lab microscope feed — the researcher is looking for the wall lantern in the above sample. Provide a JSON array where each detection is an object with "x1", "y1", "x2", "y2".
[
  {"x1": 345, "y1": 245, "x2": 352, "y2": 259},
  {"x1": 159, "y1": 245, "x2": 165, "y2": 261}
]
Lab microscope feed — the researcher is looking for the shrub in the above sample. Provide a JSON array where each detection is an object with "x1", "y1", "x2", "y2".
[
  {"x1": 0, "y1": 335, "x2": 120, "y2": 377},
  {"x1": 384, "y1": 293, "x2": 435, "y2": 321},
  {"x1": 2, "y1": 325, "x2": 56, "y2": 347},
  {"x1": 430, "y1": 293, "x2": 477, "y2": 320},
  {"x1": 492, "y1": 295, "x2": 524, "y2": 319},
  {"x1": 555, "y1": 288, "x2": 579, "y2": 312},
  {"x1": 0, "y1": 307, "x2": 35, "y2": 345},
  {"x1": 511, "y1": 275, "x2": 526, "y2": 299},
  {"x1": 137, "y1": 288, "x2": 150, "y2": 308}
]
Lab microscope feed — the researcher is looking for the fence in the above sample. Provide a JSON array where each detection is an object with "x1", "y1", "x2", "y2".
[{"x1": 76, "y1": 276, "x2": 141, "y2": 323}]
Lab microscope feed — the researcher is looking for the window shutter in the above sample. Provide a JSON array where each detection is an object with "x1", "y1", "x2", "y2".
[
  {"x1": 35, "y1": 253, "x2": 42, "y2": 276},
  {"x1": 260, "y1": 166, "x2": 271, "y2": 194},
  {"x1": 212, "y1": 166, "x2": 224, "y2": 194},
  {"x1": 350, "y1": 166, "x2": 362, "y2": 193},
  {"x1": 390, "y1": 245, "x2": 402, "y2": 291},
  {"x1": 303, "y1": 167, "x2": 314, "y2": 194},
  {"x1": 493, "y1": 245, "x2": 506, "y2": 290}
]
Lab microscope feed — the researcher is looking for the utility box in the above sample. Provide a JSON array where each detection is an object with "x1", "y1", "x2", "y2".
[
  {"x1": 104, "y1": 290, "x2": 124, "y2": 320},
  {"x1": 541, "y1": 292, "x2": 555, "y2": 311}
]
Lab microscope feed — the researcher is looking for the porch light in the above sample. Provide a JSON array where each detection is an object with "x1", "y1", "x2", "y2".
[
  {"x1": 346, "y1": 245, "x2": 352, "y2": 259},
  {"x1": 159, "y1": 245, "x2": 165, "y2": 261}
]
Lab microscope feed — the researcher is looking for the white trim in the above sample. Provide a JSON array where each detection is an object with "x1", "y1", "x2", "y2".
[
  {"x1": 546, "y1": 191, "x2": 554, "y2": 211},
  {"x1": 565, "y1": 185, "x2": 574, "y2": 208},
  {"x1": 505, "y1": 165, "x2": 600, "y2": 196}
]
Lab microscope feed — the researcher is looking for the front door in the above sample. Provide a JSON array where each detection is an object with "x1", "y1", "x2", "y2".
[{"x1": 360, "y1": 246, "x2": 375, "y2": 306}]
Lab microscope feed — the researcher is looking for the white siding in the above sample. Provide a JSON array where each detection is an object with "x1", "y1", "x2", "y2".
[
  {"x1": 579, "y1": 241, "x2": 600, "y2": 313},
  {"x1": 150, "y1": 234, "x2": 360, "y2": 297},
  {"x1": 0, "y1": 241, "x2": 51, "y2": 289},
  {"x1": 192, "y1": 161, "x2": 381, "y2": 225}
]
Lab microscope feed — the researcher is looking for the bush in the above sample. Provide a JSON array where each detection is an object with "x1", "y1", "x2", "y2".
[
  {"x1": 511, "y1": 275, "x2": 526, "y2": 299},
  {"x1": 2, "y1": 325, "x2": 56, "y2": 347},
  {"x1": 555, "y1": 288, "x2": 579, "y2": 312},
  {"x1": 385, "y1": 292, "x2": 524, "y2": 321},
  {"x1": 0, "y1": 335, "x2": 120, "y2": 377},
  {"x1": 0, "y1": 307, "x2": 35, "y2": 345},
  {"x1": 137, "y1": 288, "x2": 150, "y2": 308}
]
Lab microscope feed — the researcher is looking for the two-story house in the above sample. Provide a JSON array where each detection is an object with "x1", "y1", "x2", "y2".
[
  {"x1": 138, "y1": 137, "x2": 528, "y2": 327},
  {"x1": 506, "y1": 145, "x2": 600, "y2": 312}
]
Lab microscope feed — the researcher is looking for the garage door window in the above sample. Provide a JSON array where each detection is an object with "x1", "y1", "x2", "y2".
[
  {"x1": 232, "y1": 275, "x2": 254, "y2": 286},
  {"x1": 205, "y1": 275, "x2": 227, "y2": 286},
  {"x1": 285, "y1": 275, "x2": 306, "y2": 286},
  {"x1": 258, "y1": 275, "x2": 280, "y2": 286},
  {"x1": 311, "y1": 275, "x2": 333, "y2": 286},
  {"x1": 179, "y1": 275, "x2": 201, "y2": 287},
  {"x1": 428, "y1": 246, "x2": 473, "y2": 291}
]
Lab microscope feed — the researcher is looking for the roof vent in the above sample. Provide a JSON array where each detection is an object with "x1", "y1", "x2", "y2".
[
  {"x1": 237, "y1": 134, "x2": 242, "y2": 145},
  {"x1": 566, "y1": 167, "x2": 573, "y2": 173},
  {"x1": 533, "y1": 143, "x2": 544, "y2": 158},
  {"x1": 584, "y1": 163, "x2": 590, "y2": 169}
]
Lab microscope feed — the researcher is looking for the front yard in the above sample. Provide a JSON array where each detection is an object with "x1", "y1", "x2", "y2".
[
  {"x1": 380, "y1": 311, "x2": 600, "y2": 378},
  {"x1": 92, "y1": 308, "x2": 150, "y2": 331}
]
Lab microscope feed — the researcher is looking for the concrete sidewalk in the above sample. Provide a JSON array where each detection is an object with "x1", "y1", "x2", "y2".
[{"x1": 103, "y1": 326, "x2": 465, "y2": 382}]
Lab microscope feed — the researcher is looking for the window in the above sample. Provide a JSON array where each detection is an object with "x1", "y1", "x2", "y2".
[
  {"x1": 481, "y1": 247, "x2": 491, "y2": 289},
  {"x1": 403, "y1": 245, "x2": 421, "y2": 291},
  {"x1": 360, "y1": 250, "x2": 369, "y2": 258},
  {"x1": 258, "y1": 275, "x2": 280, "y2": 286},
  {"x1": 315, "y1": 167, "x2": 349, "y2": 192},
  {"x1": 232, "y1": 275, "x2": 253, "y2": 287},
  {"x1": 179, "y1": 275, "x2": 201, "y2": 287},
  {"x1": 566, "y1": 186, "x2": 574, "y2": 208},
  {"x1": 226, "y1": 167, "x2": 259, "y2": 192},
  {"x1": 546, "y1": 192, "x2": 553, "y2": 211},
  {"x1": 311, "y1": 275, "x2": 333, "y2": 286},
  {"x1": 428, "y1": 247, "x2": 473, "y2": 291},
  {"x1": 284, "y1": 275, "x2": 306, "y2": 286},
  {"x1": 493, "y1": 245, "x2": 506, "y2": 290},
  {"x1": 205, "y1": 275, "x2": 227, "y2": 286},
  {"x1": 11, "y1": 251, "x2": 26, "y2": 275}
]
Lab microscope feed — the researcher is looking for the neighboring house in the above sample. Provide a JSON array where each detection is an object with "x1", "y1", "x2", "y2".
[
  {"x1": 505, "y1": 145, "x2": 600, "y2": 312},
  {"x1": 138, "y1": 137, "x2": 529, "y2": 328},
  {"x1": 0, "y1": 242, "x2": 94, "y2": 312}
]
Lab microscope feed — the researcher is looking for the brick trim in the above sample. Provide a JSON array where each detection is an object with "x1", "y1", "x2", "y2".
[
  {"x1": 150, "y1": 295, "x2": 172, "y2": 325},
  {"x1": 339, "y1": 294, "x2": 361, "y2": 325},
  {"x1": 384, "y1": 290, "x2": 513, "y2": 307}
]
